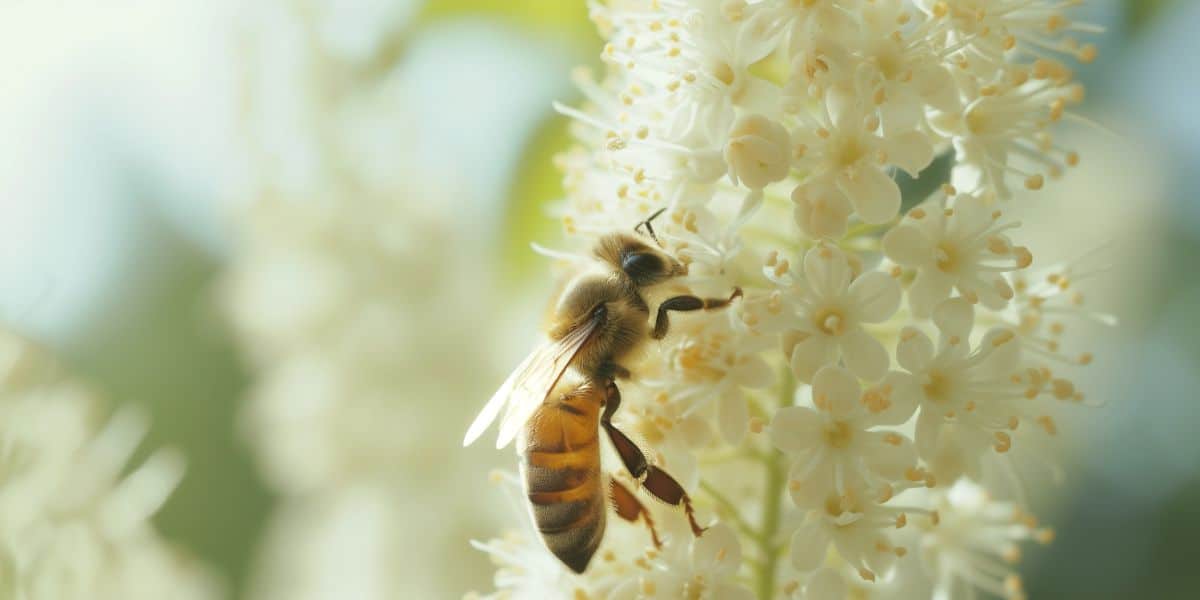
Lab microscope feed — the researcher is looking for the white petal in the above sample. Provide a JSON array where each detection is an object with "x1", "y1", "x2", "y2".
[
  {"x1": 790, "y1": 334, "x2": 837, "y2": 383},
  {"x1": 879, "y1": 87, "x2": 923, "y2": 134},
  {"x1": 793, "y1": 180, "x2": 852, "y2": 240},
  {"x1": 825, "y1": 83, "x2": 857, "y2": 131},
  {"x1": 947, "y1": 193, "x2": 990, "y2": 235},
  {"x1": 908, "y1": 269, "x2": 955, "y2": 319},
  {"x1": 896, "y1": 327, "x2": 935, "y2": 373},
  {"x1": 790, "y1": 519, "x2": 830, "y2": 572},
  {"x1": 812, "y1": 365, "x2": 861, "y2": 418},
  {"x1": 932, "y1": 423, "x2": 987, "y2": 482},
  {"x1": 864, "y1": 371, "x2": 919, "y2": 426},
  {"x1": 691, "y1": 522, "x2": 742, "y2": 577},
  {"x1": 789, "y1": 459, "x2": 834, "y2": 509},
  {"x1": 804, "y1": 568, "x2": 847, "y2": 600},
  {"x1": 726, "y1": 114, "x2": 791, "y2": 189},
  {"x1": 964, "y1": 275, "x2": 1011, "y2": 311},
  {"x1": 881, "y1": 223, "x2": 934, "y2": 267},
  {"x1": 862, "y1": 431, "x2": 918, "y2": 481},
  {"x1": 803, "y1": 244, "x2": 852, "y2": 298},
  {"x1": 718, "y1": 391, "x2": 749, "y2": 445},
  {"x1": 733, "y1": 355, "x2": 773, "y2": 389},
  {"x1": 885, "y1": 130, "x2": 935, "y2": 176},
  {"x1": 914, "y1": 407, "x2": 942, "y2": 461},
  {"x1": 608, "y1": 580, "x2": 638, "y2": 600},
  {"x1": 678, "y1": 414, "x2": 714, "y2": 447},
  {"x1": 848, "y1": 272, "x2": 900, "y2": 323},
  {"x1": 980, "y1": 326, "x2": 1022, "y2": 374},
  {"x1": 916, "y1": 64, "x2": 959, "y2": 112},
  {"x1": 932, "y1": 297, "x2": 975, "y2": 340},
  {"x1": 841, "y1": 167, "x2": 901, "y2": 224},
  {"x1": 829, "y1": 519, "x2": 881, "y2": 570},
  {"x1": 838, "y1": 327, "x2": 889, "y2": 382},
  {"x1": 771, "y1": 407, "x2": 822, "y2": 455}
]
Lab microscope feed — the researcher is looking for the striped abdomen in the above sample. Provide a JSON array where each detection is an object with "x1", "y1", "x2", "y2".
[{"x1": 520, "y1": 382, "x2": 605, "y2": 574}]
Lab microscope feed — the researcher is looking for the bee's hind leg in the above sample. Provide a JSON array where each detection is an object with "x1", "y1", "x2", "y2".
[
  {"x1": 609, "y1": 476, "x2": 662, "y2": 548},
  {"x1": 600, "y1": 380, "x2": 706, "y2": 537}
]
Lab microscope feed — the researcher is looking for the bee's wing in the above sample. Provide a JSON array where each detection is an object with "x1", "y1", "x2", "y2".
[
  {"x1": 461, "y1": 347, "x2": 539, "y2": 448},
  {"x1": 462, "y1": 316, "x2": 598, "y2": 450}
]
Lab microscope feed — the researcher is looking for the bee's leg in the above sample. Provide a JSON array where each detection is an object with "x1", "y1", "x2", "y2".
[
  {"x1": 650, "y1": 287, "x2": 743, "y2": 340},
  {"x1": 600, "y1": 380, "x2": 706, "y2": 537},
  {"x1": 599, "y1": 362, "x2": 632, "y2": 380},
  {"x1": 609, "y1": 476, "x2": 662, "y2": 548}
]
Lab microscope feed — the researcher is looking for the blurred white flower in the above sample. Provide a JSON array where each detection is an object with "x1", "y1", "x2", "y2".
[
  {"x1": 228, "y1": 3, "x2": 509, "y2": 599},
  {"x1": 916, "y1": 480, "x2": 1053, "y2": 600},
  {"x1": 0, "y1": 329, "x2": 220, "y2": 600}
]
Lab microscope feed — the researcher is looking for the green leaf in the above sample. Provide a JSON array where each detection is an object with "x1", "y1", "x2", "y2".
[
  {"x1": 501, "y1": 114, "x2": 576, "y2": 286},
  {"x1": 1126, "y1": 0, "x2": 1179, "y2": 33},
  {"x1": 417, "y1": 0, "x2": 593, "y2": 37}
]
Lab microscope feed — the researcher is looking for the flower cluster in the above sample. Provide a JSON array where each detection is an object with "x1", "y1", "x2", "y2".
[
  {"x1": 473, "y1": 0, "x2": 1106, "y2": 598},
  {"x1": 0, "y1": 329, "x2": 219, "y2": 600}
]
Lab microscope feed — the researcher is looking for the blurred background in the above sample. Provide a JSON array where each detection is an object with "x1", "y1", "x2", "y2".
[{"x1": 0, "y1": 0, "x2": 1195, "y2": 598}]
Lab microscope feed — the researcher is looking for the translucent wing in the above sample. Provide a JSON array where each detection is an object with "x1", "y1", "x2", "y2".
[
  {"x1": 461, "y1": 349, "x2": 538, "y2": 448},
  {"x1": 462, "y1": 316, "x2": 598, "y2": 450}
]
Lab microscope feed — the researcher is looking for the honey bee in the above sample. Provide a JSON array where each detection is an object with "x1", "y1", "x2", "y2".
[{"x1": 463, "y1": 210, "x2": 742, "y2": 573}]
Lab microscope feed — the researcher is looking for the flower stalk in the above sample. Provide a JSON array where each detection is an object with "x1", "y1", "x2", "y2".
[
  {"x1": 471, "y1": 1, "x2": 1111, "y2": 597},
  {"x1": 754, "y1": 367, "x2": 793, "y2": 600}
]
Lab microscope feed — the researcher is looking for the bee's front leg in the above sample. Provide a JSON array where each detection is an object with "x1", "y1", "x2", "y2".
[{"x1": 650, "y1": 287, "x2": 743, "y2": 340}]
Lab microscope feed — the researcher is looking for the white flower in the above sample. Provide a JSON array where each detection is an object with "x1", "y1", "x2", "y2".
[
  {"x1": 771, "y1": 366, "x2": 919, "y2": 508},
  {"x1": 0, "y1": 330, "x2": 218, "y2": 600},
  {"x1": 610, "y1": 523, "x2": 753, "y2": 600},
  {"x1": 915, "y1": 0, "x2": 1100, "y2": 70},
  {"x1": 470, "y1": 531, "x2": 592, "y2": 600},
  {"x1": 725, "y1": 114, "x2": 792, "y2": 190},
  {"x1": 932, "y1": 76, "x2": 1084, "y2": 199},
  {"x1": 884, "y1": 193, "x2": 1033, "y2": 318},
  {"x1": 792, "y1": 178, "x2": 855, "y2": 240},
  {"x1": 648, "y1": 313, "x2": 774, "y2": 445},
  {"x1": 1006, "y1": 249, "x2": 1115, "y2": 368},
  {"x1": 895, "y1": 299, "x2": 1040, "y2": 481},
  {"x1": 917, "y1": 480, "x2": 1053, "y2": 600},
  {"x1": 790, "y1": 83, "x2": 935, "y2": 229},
  {"x1": 790, "y1": 563, "x2": 932, "y2": 599},
  {"x1": 795, "y1": 568, "x2": 847, "y2": 599},
  {"x1": 784, "y1": 244, "x2": 901, "y2": 382},
  {"x1": 845, "y1": 0, "x2": 961, "y2": 133},
  {"x1": 787, "y1": 483, "x2": 911, "y2": 582}
]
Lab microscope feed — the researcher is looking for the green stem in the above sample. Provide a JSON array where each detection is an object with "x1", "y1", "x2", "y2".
[
  {"x1": 701, "y1": 480, "x2": 761, "y2": 542},
  {"x1": 754, "y1": 367, "x2": 794, "y2": 600}
]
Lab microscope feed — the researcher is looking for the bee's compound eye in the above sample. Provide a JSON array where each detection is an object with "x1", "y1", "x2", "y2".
[{"x1": 621, "y1": 252, "x2": 663, "y2": 280}]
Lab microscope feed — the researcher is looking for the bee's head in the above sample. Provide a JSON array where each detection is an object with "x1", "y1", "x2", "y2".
[{"x1": 594, "y1": 233, "x2": 685, "y2": 288}]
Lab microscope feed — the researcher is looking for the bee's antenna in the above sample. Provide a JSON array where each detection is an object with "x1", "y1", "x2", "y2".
[{"x1": 634, "y1": 207, "x2": 667, "y2": 248}]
